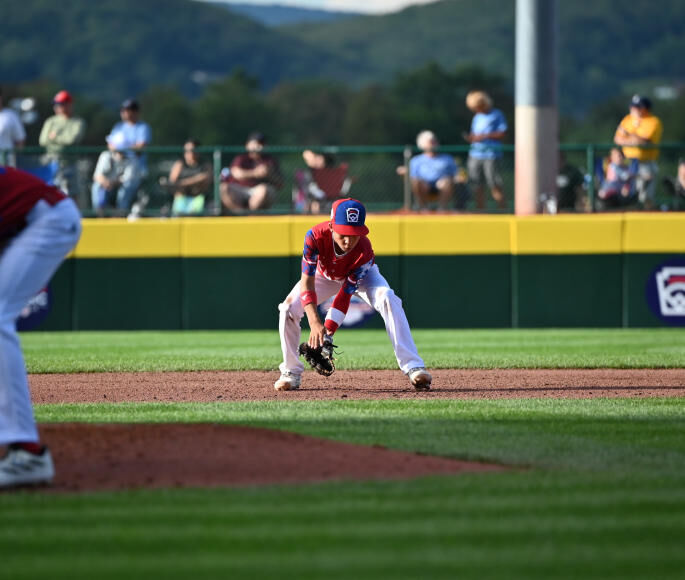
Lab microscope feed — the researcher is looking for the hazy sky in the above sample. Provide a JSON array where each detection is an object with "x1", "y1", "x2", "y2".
[{"x1": 207, "y1": 0, "x2": 440, "y2": 14}]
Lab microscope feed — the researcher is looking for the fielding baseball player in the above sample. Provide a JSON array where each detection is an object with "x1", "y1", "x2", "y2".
[
  {"x1": 275, "y1": 198, "x2": 432, "y2": 391},
  {"x1": 0, "y1": 166, "x2": 81, "y2": 488}
]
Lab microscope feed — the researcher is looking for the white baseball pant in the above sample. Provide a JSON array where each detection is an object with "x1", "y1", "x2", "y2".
[
  {"x1": 0, "y1": 198, "x2": 81, "y2": 445},
  {"x1": 278, "y1": 264, "x2": 425, "y2": 377}
]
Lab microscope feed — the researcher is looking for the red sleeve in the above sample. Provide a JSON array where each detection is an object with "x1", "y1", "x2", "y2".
[{"x1": 323, "y1": 259, "x2": 374, "y2": 335}]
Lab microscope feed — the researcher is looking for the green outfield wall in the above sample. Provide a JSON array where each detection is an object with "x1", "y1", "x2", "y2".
[{"x1": 34, "y1": 214, "x2": 685, "y2": 330}]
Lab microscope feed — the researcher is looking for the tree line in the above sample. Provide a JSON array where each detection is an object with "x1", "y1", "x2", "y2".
[{"x1": 6, "y1": 62, "x2": 685, "y2": 151}]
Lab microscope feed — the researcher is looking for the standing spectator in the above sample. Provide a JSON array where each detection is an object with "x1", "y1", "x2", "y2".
[
  {"x1": 220, "y1": 132, "x2": 282, "y2": 213},
  {"x1": 38, "y1": 90, "x2": 86, "y2": 197},
  {"x1": 0, "y1": 88, "x2": 26, "y2": 167},
  {"x1": 465, "y1": 90, "x2": 507, "y2": 210},
  {"x1": 165, "y1": 139, "x2": 213, "y2": 216},
  {"x1": 0, "y1": 166, "x2": 81, "y2": 488},
  {"x1": 556, "y1": 152, "x2": 587, "y2": 212},
  {"x1": 614, "y1": 95, "x2": 663, "y2": 210},
  {"x1": 396, "y1": 130, "x2": 456, "y2": 212},
  {"x1": 104, "y1": 99, "x2": 152, "y2": 212}
]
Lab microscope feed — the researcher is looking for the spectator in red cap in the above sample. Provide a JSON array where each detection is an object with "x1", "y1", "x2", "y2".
[{"x1": 39, "y1": 89, "x2": 86, "y2": 197}]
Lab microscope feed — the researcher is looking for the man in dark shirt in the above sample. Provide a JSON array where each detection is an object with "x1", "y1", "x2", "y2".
[{"x1": 220, "y1": 132, "x2": 282, "y2": 213}]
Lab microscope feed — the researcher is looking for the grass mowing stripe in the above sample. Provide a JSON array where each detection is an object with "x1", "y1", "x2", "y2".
[
  {"x1": 34, "y1": 398, "x2": 685, "y2": 475},
  {"x1": 21, "y1": 328, "x2": 685, "y2": 371},
  {"x1": 2, "y1": 474, "x2": 685, "y2": 579}
]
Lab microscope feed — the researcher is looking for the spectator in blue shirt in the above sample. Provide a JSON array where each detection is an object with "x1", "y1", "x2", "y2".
[
  {"x1": 465, "y1": 91, "x2": 507, "y2": 210},
  {"x1": 397, "y1": 130, "x2": 457, "y2": 211},
  {"x1": 104, "y1": 98, "x2": 152, "y2": 212}
]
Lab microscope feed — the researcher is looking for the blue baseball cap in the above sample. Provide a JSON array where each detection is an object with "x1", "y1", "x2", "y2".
[
  {"x1": 330, "y1": 198, "x2": 369, "y2": 236},
  {"x1": 630, "y1": 94, "x2": 652, "y2": 110}
]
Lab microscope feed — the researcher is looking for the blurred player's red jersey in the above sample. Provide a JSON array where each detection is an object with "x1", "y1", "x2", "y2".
[
  {"x1": 0, "y1": 167, "x2": 66, "y2": 238},
  {"x1": 302, "y1": 221, "x2": 374, "y2": 281}
]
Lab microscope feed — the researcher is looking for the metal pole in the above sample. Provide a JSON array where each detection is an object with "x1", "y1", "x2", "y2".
[
  {"x1": 213, "y1": 148, "x2": 222, "y2": 213},
  {"x1": 403, "y1": 146, "x2": 412, "y2": 210},
  {"x1": 515, "y1": 0, "x2": 559, "y2": 215}
]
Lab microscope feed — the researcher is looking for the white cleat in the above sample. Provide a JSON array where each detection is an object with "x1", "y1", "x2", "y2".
[
  {"x1": 0, "y1": 446, "x2": 55, "y2": 488},
  {"x1": 408, "y1": 367, "x2": 432, "y2": 391},
  {"x1": 274, "y1": 372, "x2": 302, "y2": 391}
]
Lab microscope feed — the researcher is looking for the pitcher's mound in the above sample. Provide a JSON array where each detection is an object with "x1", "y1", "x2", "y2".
[{"x1": 37, "y1": 423, "x2": 505, "y2": 493}]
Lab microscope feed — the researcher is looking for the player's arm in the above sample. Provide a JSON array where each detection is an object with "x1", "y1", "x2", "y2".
[
  {"x1": 300, "y1": 272, "x2": 326, "y2": 348},
  {"x1": 299, "y1": 229, "x2": 326, "y2": 348},
  {"x1": 323, "y1": 259, "x2": 373, "y2": 336}
]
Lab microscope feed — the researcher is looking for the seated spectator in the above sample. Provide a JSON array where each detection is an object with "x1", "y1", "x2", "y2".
[
  {"x1": 104, "y1": 99, "x2": 152, "y2": 212},
  {"x1": 296, "y1": 149, "x2": 351, "y2": 214},
  {"x1": 91, "y1": 137, "x2": 127, "y2": 217},
  {"x1": 220, "y1": 132, "x2": 282, "y2": 213},
  {"x1": 38, "y1": 90, "x2": 86, "y2": 197},
  {"x1": 598, "y1": 147, "x2": 636, "y2": 208},
  {"x1": 556, "y1": 152, "x2": 587, "y2": 212},
  {"x1": 163, "y1": 139, "x2": 212, "y2": 216},
  {"x1": 661, "y1": 158, "x2": 685, "y2": 211},
  {"x1": 396, "y1": 130, "x2": 456, "y2": 211}
]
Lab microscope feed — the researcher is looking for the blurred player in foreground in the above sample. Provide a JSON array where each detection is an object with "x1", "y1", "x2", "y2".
[
  {"x1": 0, "y1": 166, "x2": 81, "y2": 488},
  {"x1": 274, "y1": 198, "x2": 432, "y2": 391}
]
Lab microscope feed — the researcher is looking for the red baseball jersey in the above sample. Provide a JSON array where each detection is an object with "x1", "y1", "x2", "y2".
[
  {"x1": 0, "y1": 167, "x2": 66, "y2": 239},
  {"x1": 301, "y1": 221, "x2": 375, "y2": 334},
  {"x1": 302, "y1": 221, "x2": 374, "y2": 281}
]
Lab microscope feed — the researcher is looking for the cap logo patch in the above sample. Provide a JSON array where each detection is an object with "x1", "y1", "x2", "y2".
[{"x1": 346, "y1": 207, "x2": 360, "y2": 223}]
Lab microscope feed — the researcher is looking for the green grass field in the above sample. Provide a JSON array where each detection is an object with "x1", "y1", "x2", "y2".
[{"x1": 2, "y1": 329, "x2": 685, "y2": 579}]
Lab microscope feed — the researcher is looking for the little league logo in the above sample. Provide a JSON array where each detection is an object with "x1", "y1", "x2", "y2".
[
  {"x1": 16, "y1": 286, "x2": 52, "y2": 331},
  {"x1": 345, "y1": 207, "x2": 360, "y2": 223},
  {"x1": 319, "y1": 295, "x2": 375, "y2": 328},
  {"x1": 646, "y1": 260, "x2": 685, "y2": 326},
  {"x1": 656, "y1": 267, "x2": 685, "y2": 316}
]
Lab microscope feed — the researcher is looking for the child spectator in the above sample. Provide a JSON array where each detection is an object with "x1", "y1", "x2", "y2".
[{"x1": 598, "y1": 148, "x2": 636, "y2": 208}]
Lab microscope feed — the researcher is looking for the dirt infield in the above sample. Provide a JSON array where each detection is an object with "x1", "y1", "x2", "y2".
[
  {"x1": 30, "y1": 368, "x2": 685, "y2": 403},
  {"x1": 26, "y1": 369, "x2": 685, "y2": 493}
]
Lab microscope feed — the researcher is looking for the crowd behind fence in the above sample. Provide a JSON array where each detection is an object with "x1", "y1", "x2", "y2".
[{"x1": 5, "y1": 143, "x2": 685, "y2": 217}]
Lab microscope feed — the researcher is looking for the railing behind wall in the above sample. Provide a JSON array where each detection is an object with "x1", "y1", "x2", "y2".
[{"x1": 6, "y1": 143, "x2": 684, "y2": 217}]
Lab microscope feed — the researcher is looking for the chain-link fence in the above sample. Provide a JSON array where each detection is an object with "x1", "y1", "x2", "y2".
[{"x1": 7, "y1": 143, "x2": 685, "y2": 217}]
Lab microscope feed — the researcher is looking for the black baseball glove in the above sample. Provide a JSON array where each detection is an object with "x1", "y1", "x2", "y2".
[{"x1": 299, "y1": 336, "x2": 337, "y2": 376}]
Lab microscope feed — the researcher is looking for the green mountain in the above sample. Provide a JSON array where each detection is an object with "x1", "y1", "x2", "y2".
[
  {"x1": 0, "y1": 0, "x2": 353, "y2": 106},
  {"x1": 2, "y1": 0, "x2": 684, "y2": 114},
  {"x1": 282, "y1": 0, "x2": 685, "y2": 113},
  {"x1": 206, "y1": 1, "x2": 360, "y2": 26}
]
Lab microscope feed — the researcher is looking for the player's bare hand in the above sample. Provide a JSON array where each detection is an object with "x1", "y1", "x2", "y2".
[{"x1": 308, "y1": 322, "x2": 326, "y2": 349}]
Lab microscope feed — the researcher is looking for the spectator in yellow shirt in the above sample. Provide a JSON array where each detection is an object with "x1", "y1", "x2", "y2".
[{"x1": 614, "y1": 95, "x2": 663, "y2": 209}]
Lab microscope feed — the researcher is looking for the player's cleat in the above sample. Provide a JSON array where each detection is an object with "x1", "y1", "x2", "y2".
[
  {"x1": 274, "y1": 371, "x2": 302, "y2": 391},
  {"x1": 0, "y1": 445, "x2": 55, "y2": 488},
  {"x1": 408, "y1": 367, "x2": 432, "y2": 391}
]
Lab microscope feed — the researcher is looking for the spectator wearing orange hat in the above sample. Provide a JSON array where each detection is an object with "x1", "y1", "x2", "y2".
[{"x1": 39, "y1": 90, "x2": 86, "y2": 197}]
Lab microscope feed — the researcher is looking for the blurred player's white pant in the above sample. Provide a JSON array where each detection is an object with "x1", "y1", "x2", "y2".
[
  {"x1": 278, "y1": 264, "x2": 425, "y2": 377},
  {"x1": 0, "y1": 199, "x2": 81, "y2": 445}
]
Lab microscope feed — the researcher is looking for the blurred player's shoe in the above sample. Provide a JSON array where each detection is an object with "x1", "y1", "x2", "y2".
[
  {"x1": 408, "y1": 367, "x2": 432, "y2": 391},
  {"x1": 0, "y1": 444, "x2": 55, "y2": 488},
  {"x1": 274, "y1": 371, "x2": 301, "y2": 391}
]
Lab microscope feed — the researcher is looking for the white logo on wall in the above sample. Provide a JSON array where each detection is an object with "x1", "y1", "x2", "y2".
[
  {"x1": 655, "y1": 266, "x2": 685, "y2": 317},
  {"x1": 319, "y1": 295, "x2": 375, "y2": 328},
  {"x1": 346, "y1": 208, "x2": 360, "y2": 223}
]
